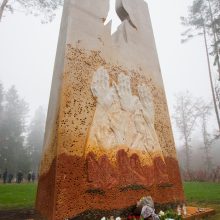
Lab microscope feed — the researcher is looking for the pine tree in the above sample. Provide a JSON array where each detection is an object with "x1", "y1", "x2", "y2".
[
  {"x1": 0, "y1": 86, "x2": 29, "y2": 174},
  {"x1": 181, "y1": 0, "x2": 220, "y2": 132},
  {"x1": 26, "y1": 106, "x2": 46, "y2": 173}
]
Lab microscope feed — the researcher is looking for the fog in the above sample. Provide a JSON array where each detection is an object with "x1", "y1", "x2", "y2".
[
  {"x1": 0, "y1": 0, "x2": 219, "y2": 170},
  {"x1": 0, "y1": 1, "x2": 216, "y2": 114}
]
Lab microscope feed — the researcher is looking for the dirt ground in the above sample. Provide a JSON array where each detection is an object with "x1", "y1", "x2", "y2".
[
  {"x1": 0, "y1": 209, "x2": 45, "y2": 220},
  {"x1": 0, "y1": 207, "x2": 218, "y2": 220}
]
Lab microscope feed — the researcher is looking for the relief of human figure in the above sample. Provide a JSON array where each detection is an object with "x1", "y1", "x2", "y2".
[
  {"x1": 85, "y1": 67, "x2": 169, "y2": 188},
  {"x1": 88, "y1": 67, "x2": 127, "y2": 148}
]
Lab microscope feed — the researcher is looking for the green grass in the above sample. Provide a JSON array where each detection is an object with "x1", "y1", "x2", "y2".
[
  {"x1": 0, "y1": 181, "x2": 219, "y2": 219},
  {"x1": 0, "y1": 183, "x2": 37, "y2": 210},
  {"x1": 184, "y1": 182, "x2": 220, "y2": 203},
  {"x1": 184, "y1": 182, "x2": 220, "y2": 220}
]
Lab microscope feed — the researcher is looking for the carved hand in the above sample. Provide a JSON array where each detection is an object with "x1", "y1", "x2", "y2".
[
  {"x1": 91, "y1": 67, "x2": 115, "y2": 109},
  {"x1": 116, "y1": 73, "x2": 138, "y2": 113},
  {"x1": 138, "y1": 85, "x2": 154, "y2": 124}
]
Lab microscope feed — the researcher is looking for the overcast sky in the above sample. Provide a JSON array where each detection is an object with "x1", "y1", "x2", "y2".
[{"x1": 0, "y1": 0, "x2": 219, "y2": 135}]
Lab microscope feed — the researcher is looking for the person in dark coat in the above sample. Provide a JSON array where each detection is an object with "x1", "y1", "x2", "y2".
[
  {"x1": 3, "y1": 169, "x2": 8, "y2": 184},
  {"x1": 31, "y1": 172, "x2": 36, "y2": 182},
  {"x1": 17, "y1": 171, "x2": 23, "y2": 183},
  {"x1": 27, "y1": 172, "x2": 32, "y2": 182},
  {"x1": 8, "y1": 174, "x2": 13, "y2": 183}
]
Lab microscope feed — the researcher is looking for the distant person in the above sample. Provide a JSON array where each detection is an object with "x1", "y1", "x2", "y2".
[
  {"x1": 3, "y1": 169, "x2": 8, "y2": 184},
  {"x1": 27, "y1": 172, "x2": 32, "y2": 182},
  {"x1": 8, "y1": 174, "x2": 13, "y2": 183},
  {"x1": 17, "y1": 171, "x2": 23, "y2": 183},
  {"x1": 31, "y1": 172, "x2": 36, "y2": 182}
]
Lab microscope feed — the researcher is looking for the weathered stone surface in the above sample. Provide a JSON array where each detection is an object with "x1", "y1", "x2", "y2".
[{"x1": 36, "y1": 0, "x2": 184, "y2": 219}]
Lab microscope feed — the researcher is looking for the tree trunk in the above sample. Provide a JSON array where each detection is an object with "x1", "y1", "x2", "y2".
[
  {"x1": 0, "y1": 0, "x2": 8, "y2": 22},
  {"x1": 207, "y1": 0, "x2": 220, "y2": 81},
  {"x1": 185, "y1": 142, "x2": 191, "y2": 179},
  {"x1": 203, "y1": 24, "x2": 220, "y2": 132}
]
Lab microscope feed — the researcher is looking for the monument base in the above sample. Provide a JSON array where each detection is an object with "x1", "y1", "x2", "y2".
[
  {"x1": 182, "y1": 206, "x2": 215, "y2": 220},
  {"x1": 36, "y1": 153, "x2": 184, "y2": 220},
  {"x1": 68, "y1": 202, "x2": 181, "y2": 220}
]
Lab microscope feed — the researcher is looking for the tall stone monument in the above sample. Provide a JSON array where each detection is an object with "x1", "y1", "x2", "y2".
[{"x1": 36, "y1": 0, "x2": 184, "y2": 219}]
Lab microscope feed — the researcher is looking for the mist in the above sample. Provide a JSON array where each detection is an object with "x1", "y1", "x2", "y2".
[{"x1": 0, "y1": 0, "x2": 219, "y2": 181}]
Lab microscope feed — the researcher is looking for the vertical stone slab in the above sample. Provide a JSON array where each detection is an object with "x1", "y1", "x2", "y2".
[
  {"x1": 35, "y1": 1, "x2": 70, "y2": 218},
  {"x1": 36, "y1": 0, "x2": 184, "y2": 219}
]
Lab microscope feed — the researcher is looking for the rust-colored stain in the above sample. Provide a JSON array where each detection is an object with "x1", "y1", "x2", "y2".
[
  {"x1": 86, "y1": 149, "x2": 169, "y2": 188},
  {"x1": 36, "y1": 47, "x2": 184, "y2": 220},
  {"x1": 37, "y1": 154, "x2": 184, "y2": 220}
]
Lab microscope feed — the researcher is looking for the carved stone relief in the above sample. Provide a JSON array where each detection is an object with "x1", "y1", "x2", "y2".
[
  {"x1": 84, "y1": 67, "x2": 170, "y2": 189},
  {"x1": 88, "y1": 67, "x2": 165, "y2": 161}
]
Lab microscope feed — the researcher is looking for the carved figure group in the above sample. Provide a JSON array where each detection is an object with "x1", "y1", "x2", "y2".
[{"x1": 88, "y1": 67, "x2": 165, "y2": 163}]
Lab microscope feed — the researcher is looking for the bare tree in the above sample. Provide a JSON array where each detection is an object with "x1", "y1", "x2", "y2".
[
  {"x1": 216, "y1": 84, "x2": 220, "y2": 108},
  {"x1": 0, "y1": 0, "x2": 63, "y2": 22},
  {"x1": 199, "y1": 102, "x2": 214, "y2": 174},
  {"x1": 214, "y1": 83, "x2": 220, "y2": 138},
  {"x1": 173, "y1": 92, "x2": 202, "y2": 178}
]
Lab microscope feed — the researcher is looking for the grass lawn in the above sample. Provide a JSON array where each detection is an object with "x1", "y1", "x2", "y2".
[
  {"x1": 0, "y1": 182, "x2": 219, "y2": 219},
  {"x1": 184, "y1": 182, "x2": 220, "y2": 203},
  {"x1": 184, "y1": 182, "x2": 220, "y2": 220},
  {"x1": 0, "y1": 183, "x2": 37, "y2": 210}
]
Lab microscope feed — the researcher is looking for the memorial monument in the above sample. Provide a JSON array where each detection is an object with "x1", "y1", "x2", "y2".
[{"x1": 36, "y1": 0, "x2": 184, "y2": 219}]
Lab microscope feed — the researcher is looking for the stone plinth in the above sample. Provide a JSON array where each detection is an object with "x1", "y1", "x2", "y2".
[
  {"x1": 183, "y1": 207, "x2": 215, "y2": 219},
  {"x1": 36, "y1": 0, "x2": 184, "y2": 219}
]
